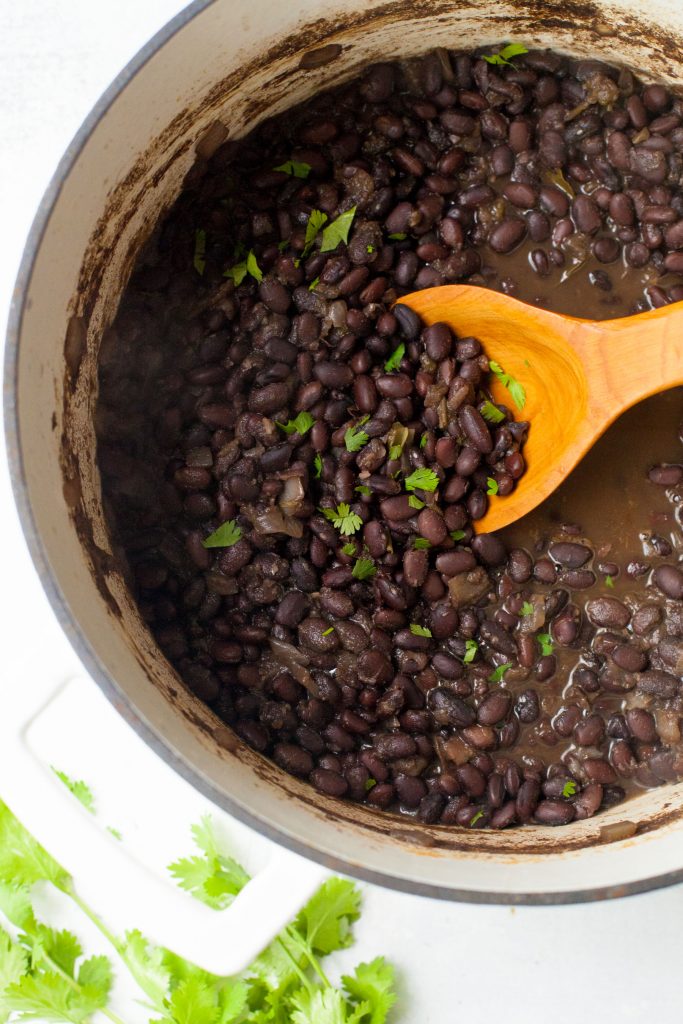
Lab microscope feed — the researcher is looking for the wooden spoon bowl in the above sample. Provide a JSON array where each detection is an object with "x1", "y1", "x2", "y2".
[{"x1": 400, "y1": 284, "x2": 683, "y2": 533}]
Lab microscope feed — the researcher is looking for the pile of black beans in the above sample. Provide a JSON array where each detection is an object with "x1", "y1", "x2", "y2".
[{"x1": 97, "y1": 46, "x2": 683, "y2": 829}]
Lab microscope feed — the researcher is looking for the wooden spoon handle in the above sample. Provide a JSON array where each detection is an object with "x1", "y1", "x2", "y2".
[{"x1": 569, "y1": 300, "x2": 683, "y2": 420}]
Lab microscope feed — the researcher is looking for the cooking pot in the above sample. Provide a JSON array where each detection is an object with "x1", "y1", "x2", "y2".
[{"x1": 6, "y1": 0, "x2": 683, "y2": 934}]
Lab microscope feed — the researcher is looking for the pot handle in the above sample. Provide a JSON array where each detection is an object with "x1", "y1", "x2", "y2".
[{"x1": 0, "y1": 676, "x2": 328, "y2": 976}]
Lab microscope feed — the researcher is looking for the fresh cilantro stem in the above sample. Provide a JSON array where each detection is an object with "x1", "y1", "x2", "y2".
[
  {"x1": 284, "y1": 925, "x2": 330, "y2": 987},
  {"x1": 276, "y1": 934, "x2": 316, "y2": 994},
  {"x1": 68, "y1": 886, "x2": 121, "y2": 954}
]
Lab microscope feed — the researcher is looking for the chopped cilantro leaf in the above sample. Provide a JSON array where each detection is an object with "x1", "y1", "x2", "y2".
[
  {"x1": 345, "y1": 423, "x2": 369, "y2": 453},
  {"x1": 202, "y1": 519, "x2": 242, "y2": 548},
  {"x1": 384, "y1": 342, "x2": 405, "y2": 372},
  {"x1": 605, "y1": 574, "x2": 615, "y2": 588},
  {"x1": 277, "y1": 238, "x2": 289, "y2": 251},
  {"x1": 322, "y1": 503, "x2": 363, "y2": 536},
  {"x1": 562, "y1": 780, "x2": 577, "y2": 798},
  {"x1": 308, "y1": 276, "x2": 320, "y2": 291},
  {"x1": 463, "y1": 639, "x2": 478, "y2": 664},
  {"x1": 322, "y1": 626, "x2": 335, "y2": 636},
  {"x1": 409, "y1": 624, "x2": 432, "y2": 638},
  {"x1": 451, "y1": 529, "x2": 466, "y2": 541},
  {"x1": 193, "y1": 228, "x2": 206, "y2": 275},
  {"x1": 405, "y1": 467, "x2": 439, "y2": 492},
  {"x1": 365, "y1": 777, "x2": 377, "y2": 791},
  {"x1": 414, "y1": 538, "x2": 432, "y2": 550},
  {"x1": 355, "y1": 484, "x2": 371, "y2": 496},
  {"x1": 537, "y1": 632, "x2": 554, "y2": 656},
  {"x1": 273, "y1": 159, "x2": 311, "y2": 178},
  {"x1": 469, "y1": 810, "x2": 484, "y2": 826},
  {"x1": 419, "y1": 433, "x2": 428, "y2": 449},
  {"x1": 488, "y1": 663, "x2": 511, "y2": 684},
  {"x1": 483, "y1": 42, "x2": 528, "y2": 66},
  {"x1": 520, "y1": 601, "x2": 534, "y2": 616},
  {"x1": 389, "y1": 444, "x2": 403, "y2": 461},
  {"x1": 486, "y1": 476, "x2": 499, "y2": 496},
  {"x1": 341, "y1": 543, "x2": 356, "y2": 556},
  {"x1": 388, "y1": 231, "x2": 407, "y2": 240},
  {"x1": 313, "y1": 453, "x2": 323, "y2": 479},
  {"x1": 277, "y1": 411, "x2": 315, "y2": 436},
  {"x1": 366, "y1": 245, "x2": 375, "y2": 254},
  {"x1": 352, "y1": 557, "x2": 376, "y2": 581},
  {"x1": 408, "y1": 494, "x2": 425, "y2": 510},
  {"x1": 481, "y1": 399, "x2": 505, "y2": 424},
  {"x1": 320, "y1": 206, "x2": 357, "y2": 253}
]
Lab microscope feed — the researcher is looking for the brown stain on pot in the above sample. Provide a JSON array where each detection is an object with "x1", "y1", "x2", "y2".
[{"x1": 57, "y1": 0, "x2": 683, "y2": 864}]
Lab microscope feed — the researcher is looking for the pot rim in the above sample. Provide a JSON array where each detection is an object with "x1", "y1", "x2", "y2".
[{"x1": 5, "y1": 0, "x2": 683, "y2": 905}]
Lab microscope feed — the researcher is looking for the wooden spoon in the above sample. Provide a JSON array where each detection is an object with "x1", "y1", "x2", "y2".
[{"x1": 399, "y1": 284, "x2": 683, "y2": 533}]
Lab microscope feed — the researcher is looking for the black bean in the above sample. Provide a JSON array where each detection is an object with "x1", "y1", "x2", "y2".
[
  {"x1": 459, "y1": 405, "x2": 493, "y2": 453},
  {"x1": 393, "y1": 303, "x2": 422, "y2": 340},
  {"x1": 652, "y1": 564, "x2": 683, "y2": 599},
  {"x1": 585, "y1": 597, "x2": 631, "y2": 629},
  {"x1": 636, "y1": 670, "x2": 679, "y2": 699},
  {"x1": 549, "y1": 541, "x2": 592, "y2": 567},
  {"x1": 515, "y1": 690, "x2": 540, "y2": 724},
  {"x1": 489, "y1": 218, "x2": 527, "y2": 253},
  {"x1": 471, "y1": 533, "x2": 507, "y2": 566},
  {"x1": 428, "y1": 688, "x2": 476, "y2": 727},
  {"x1": 534, "y1": 800, "x2": 575, "y2": 825},
  {"x1": 571, "y1": 195, "x2": 601, "y2": 234},
  {"x1": 516, "y1": 779, "x2": 541, "y2": 823},
  {"x1": 310, "y1": 768, "x2": 348, "y2": 796}
]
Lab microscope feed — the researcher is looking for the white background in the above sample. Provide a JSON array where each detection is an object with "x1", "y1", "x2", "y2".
[{"x1": 2, "y1": 2, "x2": 683, "y2": 1021}]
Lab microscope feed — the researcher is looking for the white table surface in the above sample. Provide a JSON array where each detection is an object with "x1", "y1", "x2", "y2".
[{"x1": 2, "y1": 3, "x2": 683, "y2": 1021}]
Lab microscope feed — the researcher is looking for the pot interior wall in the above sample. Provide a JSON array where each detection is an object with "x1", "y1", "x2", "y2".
[{"x1": 11, "y1": 0, "x2": 683, "y2": 896}]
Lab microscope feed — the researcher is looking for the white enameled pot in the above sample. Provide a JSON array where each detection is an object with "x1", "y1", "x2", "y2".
[{"x1": 6, "y1": 0, "x2": 683, "y2": 951}]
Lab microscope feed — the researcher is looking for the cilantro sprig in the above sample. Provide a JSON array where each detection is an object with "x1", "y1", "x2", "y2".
[
  {"x1": 489, "y1": 360, "x2": 526, "y2": 410},
  {"x1": 202, "y1": 519, "x2": 242, "y2": 549},
  {"x1": 277, "y1": 411, "x2": 315, "y2": 436},
  {"x1": 273, "y1": 160, "x2": 311, "y2": 178},
  {"x1": 224, "y1": 248, "x2": 263, "y2": 285},
  {"x1": 562, "y1": 780, "x2": 577, "y2": 798},
  {"x1": 320, "y1": 207, "x2": 357, "y2": 253},
  {"x1": 384, "y1": 343, "x2": 405, "y2": 372},
  {"x1": 488, "y1": 663, "x2": 511, "y2": 684},
  {"x1": 0, "y1": 800, "x2": 397, "y2": 1024},
  {"x1": 537, "y1": 632, "x2": 554, "y2": 656},
  {"x1": 409, "y1": 624, "x2": 432, "y2": 638},
  {"x1": 405, "y1": 468, "x2": 439, "y2": 493},
  {"x1": 51, "y1": 768, "x2": 95, "y2": 815},
  {"x1": 300, "y1": 209, "x2": 328, "y2": 261},
  {"x1": 322, "y1": 503, "x2": 363, "y2": 536},
  {"x1": 483, "y1": 42, "x2": 528, "y2": 66},
  {"x1": 481, "y1": 400, "x2": 505, "y2": 424},
  {"x1": 352, "y1": 557, "x2": 376, "y2": 581},
  {"x1": 345, "y1": 420, "x2": 370, "y2": 453},
  {"x1": 463, "y1": 639, "x2": 479, "y2": 664}
]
